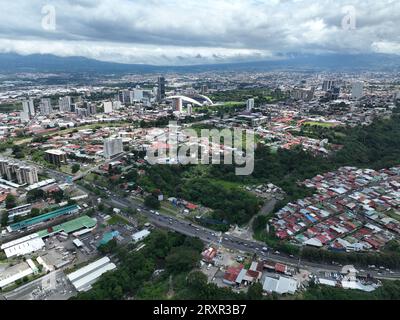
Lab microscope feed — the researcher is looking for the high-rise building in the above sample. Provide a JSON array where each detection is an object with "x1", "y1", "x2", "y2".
[
  {"x1": 0, "y1": 159, "x2": 38, "y2": 185},
  {"x1": 157, "y1": 76, "x2": 166, "y2": 101},
  {"x1": 20, "y1": 111, "x2": 30, "y2": 122},
  {"x1": 351, "y1": 81, "x2": 364, "y2": 100},
  {"x1": 291, "y1": 88, "x2": 314, "y2": 101},
  {"x1": 173, "y1": 97, "x2": 183, "y2": 113},
  {"x1": 133, "y1": 89, "x2": 144, "y2": 101},
  {"x1": 103, "y1": 101, "x2": 113, "y2": 114},
  {"x1": 39, "y1": 98, "x2": 53, "y2": 115},
  {"x1": 45, "y1": 150, "x2": 68, "y2": 166},
  {"x1": 22, "y1": 99, "x2": 35, "y2": 118},
  {"x1": 322, "y1": 80, "x2": 337, "y2": 92},
  {"x1": 246, "y1": 98, "x2": 255, "y2": 112},
  {"x1": 187, "y1": 104, "x2": 193, "y2": 116},
  {"x1": 59, "y1": 96, "x2": 72, "y2": 113},
  {"x1": 104, "y1": 138, "x2": 124, "y2": 159},
  {"x1": 85, "y1": 102, "x2": 97, "y2": 115},
  {"x1": 113, "y1": 101, "x2": 122, "y2": 110},
  {"x1": 16, "y1": 166, "x2": 39, "y2": 185},
  {"x1": 201, "y1": 85, "x2": 208, "y2": 94}
]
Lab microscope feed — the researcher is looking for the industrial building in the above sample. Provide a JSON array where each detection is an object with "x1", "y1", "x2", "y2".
[
  {"x1": 67, "y1": 256, "x2": 116, "y2": 292},
  {"x1": 132, "y1": 229, "x2": 151, "y2": 243},
  {"x1": 8, "y1": 205, "x2": 80, "y2": 232},
  {"x1": 1, "y1": 233, "x2": 45, "y2": 258}
]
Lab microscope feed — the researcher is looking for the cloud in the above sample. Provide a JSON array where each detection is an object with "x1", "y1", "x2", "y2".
[{"x1": 0, "y1": 0, "x2": 399, "y2": 65}]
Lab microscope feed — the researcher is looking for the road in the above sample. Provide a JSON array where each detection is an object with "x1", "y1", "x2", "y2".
[
  {"x1": 37, "y1": 168, "x2": 400, "y2": 281},
  {"x1": 2, "y1": 270, "x2": 75, "y2": 301},
  {"x1": 107, "y1": 195, "x2": 400, "y2": 280}
]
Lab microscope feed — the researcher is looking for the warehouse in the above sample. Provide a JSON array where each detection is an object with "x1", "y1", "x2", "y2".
[
  {"x1": 1, "y1": 233, "x2": 45, "y2": 258},
  {"x1": 0, "y1": 260, "x2": 36, "y2": 289},
  {"x1": 132, "y1": 229, "x2": 151, "y2": 243},
  {"x1": 37, "y1": 215, "x2": 97, "y2": 238},
  {"x1": 67, "y1": 256, "x2": 116, "y2": 292},
  {"x1": 8, "y1": 205, "x2": 80, "y2": 232}
]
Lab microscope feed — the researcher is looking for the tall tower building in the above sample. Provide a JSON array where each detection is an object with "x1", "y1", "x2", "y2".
[
  {"x1": 351, "y1": 81, "x2": 364, "y2": 100},
  {"x1": 59, "y1": 96, "x2": 72, "y2": 113},
  {"x1": 173, "y1": 98, "x2": 183, "y2": 113},
  {"x1": 246, "y1": 98, "x2": 255, "y2": 112},
  {"x1": 22, "y1": 99, "x2": 35, "y2": 117},
  {"x1": 39, "y1": 98, "x2": 53, "y2": 115},
  {"x1": 103, "y1": 101, "x2": 113, "y2": 114},
  {"x1": 157, "y1": 76, "x2": 166, "y2": 101}
]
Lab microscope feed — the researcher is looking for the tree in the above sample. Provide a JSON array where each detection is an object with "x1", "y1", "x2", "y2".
[
  {"x1": 5, "y1": 194, "x2": 16, "y2": 209},
  {"x1": 165, "y1": 247, "x2": 200, "y2": 274},
  {"x1": 247, "y1": 283, "x2": 263, "y2": 300},
  {"x1": 71, "y1": 164, "x2": 81, "y2": 174},
  {"x1": 144, "y1": 195, "x2": 161, "y2": 210},
  {"x1": 31, "y1": 208, "x2": 41, "y2": 217},
  {"x1": 1, "y1": 211, "x2": 9, "y2": 227},
  {"x1": 27, "y1": 189, "x2": 45, "y2": 202}
]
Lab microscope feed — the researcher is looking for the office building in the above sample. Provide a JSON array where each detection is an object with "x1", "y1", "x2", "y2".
[
  {"x1": 45, "y1": 150, "x2": 68, "y2": 166},
  {"x1": 246, "y1": 98, "x2": 255, "y2": 112},
  {"x1": 104, "y1": 138, "x2": 123, "y2": 159},
  {"x1": 351, "y1": 81, "x2": 364, "y2": 100},
  {"x1": 157, "y1": 76, "x2": 166, "y2": 101}
]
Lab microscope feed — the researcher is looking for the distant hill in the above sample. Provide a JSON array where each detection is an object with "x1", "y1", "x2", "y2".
[{"x1": 0, "y1": 52, "x2": 399, "y2": 74}]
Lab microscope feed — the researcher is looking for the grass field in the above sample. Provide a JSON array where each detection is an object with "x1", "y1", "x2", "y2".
[{"x1": 302, "y1": 122, "x2": 337, "y2": 128}]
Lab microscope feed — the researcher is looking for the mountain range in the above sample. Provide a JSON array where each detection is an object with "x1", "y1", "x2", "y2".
[{"x1": 0, "y1": 52, "x2": 399, "y2": 74}]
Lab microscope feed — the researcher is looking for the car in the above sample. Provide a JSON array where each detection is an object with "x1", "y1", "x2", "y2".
[
  {"x1": 262, "y1": 247, "x2": 268, "y2": 252},
  {"x1": 274, "y1": 251, "x2": 280, "y2": 255},
  {"x1": 155, "y1": 212, "x2": 160, "y2": 216}
]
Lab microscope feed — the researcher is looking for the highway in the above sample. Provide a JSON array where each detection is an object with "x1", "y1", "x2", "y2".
[
  {"x1": 39, "y1": 167, "x2": 400, "y2": 280},
  {"x1": 107, "y1": 195, "x2": 400, "y2": 280}
]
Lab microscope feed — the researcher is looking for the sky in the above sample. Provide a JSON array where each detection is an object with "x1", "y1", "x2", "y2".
[{"x1": 0, "y1": 0, "x2": 399, "y2": 65}]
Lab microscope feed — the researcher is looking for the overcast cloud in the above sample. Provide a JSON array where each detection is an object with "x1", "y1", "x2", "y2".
[{"x1": 0, "y1": 0, "x2": 399, "y2": 65}]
